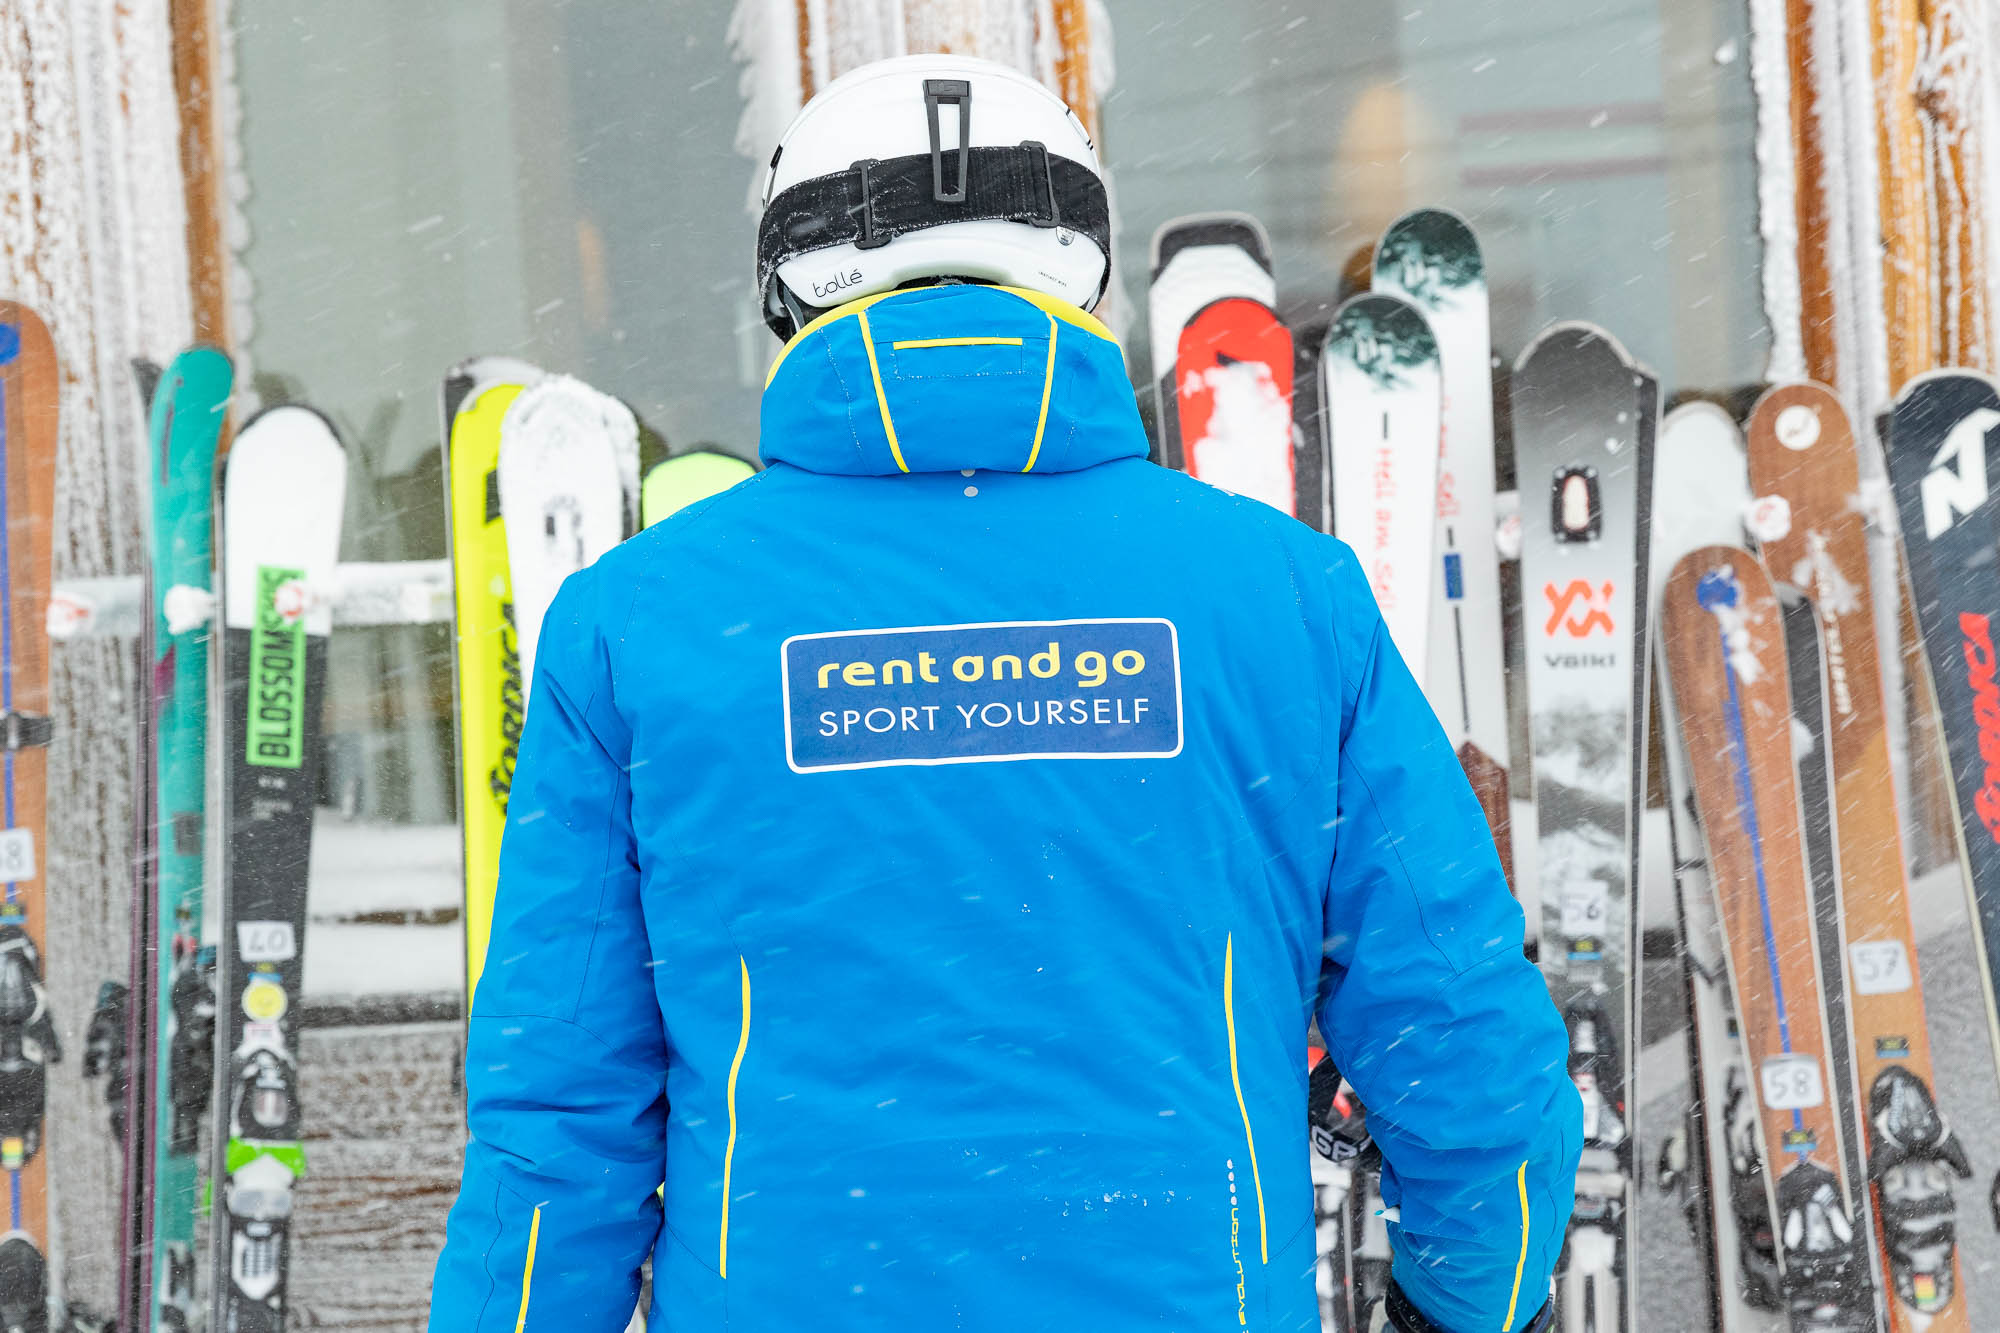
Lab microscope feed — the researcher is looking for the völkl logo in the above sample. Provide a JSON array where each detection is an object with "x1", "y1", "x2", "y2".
[
  {"x1": 1544, "y1": 580, "x2": 1615, "y2": 638},
  {"x1": 1923, "y1": 407, "x2": 2000, "y2": 539}
]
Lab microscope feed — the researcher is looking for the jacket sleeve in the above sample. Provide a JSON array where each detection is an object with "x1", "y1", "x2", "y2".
[
  {"x1": 430, "y1": 571, "x2": 667, "y2": 1331},
  {"x1": 1313, "y1": 552, "x2": 1581, "y2": 1333}
]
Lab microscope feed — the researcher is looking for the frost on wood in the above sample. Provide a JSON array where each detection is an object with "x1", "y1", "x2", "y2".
[
  {"x1": 214, "y1": 0, "x2": 255, "y2": 360},
  {"x1": 1913, "y1": 0, "x2": 1994, "y2": 370},
  {"x1": 0, "y1": 0, "x2": 192, "y2": 1315},
  {"x1": 728, "y1": 0, "x2": 1108, "y2": 210},
  {"x1": 1747, "y1": 0, "x2": 1804, "y2": 382},
  {"x1": 1980, "y1": 0, "x2": 2000, "y2": 358}
]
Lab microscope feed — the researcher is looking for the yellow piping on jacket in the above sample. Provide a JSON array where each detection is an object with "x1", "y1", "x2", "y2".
[
  {"x1": 854, "y1": 309, "x2": 910, "y2": 473},
  {"x1": 514, "y1": 1205, "x2": 541, "y2": 1332},
  {"x1": 720, "y1": 957, "x2": 752, "y2": 1277},
  {"x1": 890, "y1": 336, "x2": 1024, "y2": 350},
  {"x1": 1503, "y1": 1161, "x2": 1530, "y2": 1329},
  {"x1": 764, "y1": 284, "x2": 1116, "y2": 387},
  {"x1": 1222, "y1": 933, "x2": 1268, "y2": 1264},
  {"x1": 1023, "y1": 312, "x2": 1059, "y2": 472}
]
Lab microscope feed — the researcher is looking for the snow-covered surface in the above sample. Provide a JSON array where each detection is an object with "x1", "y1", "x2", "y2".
[
  {"x1": 214, "y1": 0, "x2": 255, "y2": 363},
  {"x1": 308, "y1": 820, "x2": 459, "y2": 918},
  {"x1": 303, "y1": 820, "x2": 459, "y2": 1000},
  {"x1": 1184, "y1": 357, "x2": 1293, "y2": 514},
  {"x1": 304, "y1": 921, "x2": 461, "y2": 1001},
  {"x1": 1983, "y1": 0, "x2": 2000, "y2": 368},
  {"x1": 1746, "y1": 0, "x2": 1803, "y2": 382}
]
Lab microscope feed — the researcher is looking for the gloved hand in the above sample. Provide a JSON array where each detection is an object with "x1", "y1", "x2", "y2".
[{"x1": 1385, "y1": 1280, "x2": 1554, "y2": 1333}]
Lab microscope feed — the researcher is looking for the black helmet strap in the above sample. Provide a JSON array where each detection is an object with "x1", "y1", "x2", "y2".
[{"x1": 757, "y1": 142, "x2": 1112, "y2": 338}]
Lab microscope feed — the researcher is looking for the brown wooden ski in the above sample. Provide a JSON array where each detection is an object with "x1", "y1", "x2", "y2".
[
  {"x1": 0, "y1": 301, "x2": 61, "y2": 1330},
  {"x1": 1748, "y1": 382, "x2": 1968, "y2": 1328},
  {"x1": 1663, "y1": 545, "x2": 1874, "y2": 1329}
]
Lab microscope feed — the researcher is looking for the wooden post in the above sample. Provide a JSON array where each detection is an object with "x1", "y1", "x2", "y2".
[
  {"x1": 1049, "y1": 0, "x2": 1094, "y2": 139},
  {"x1": 1914, "y1": 0, "x2": 1996, "y2": 370},
  {"x1": 1873, "y1": 0, "x2": 1938, "y2": 390},
  {"x1": 1785, "y1": 0, "x2": 1844, "y2": 386},
  {"x1": 169, "y1": 0, "x2": 232, "y2": 352}
]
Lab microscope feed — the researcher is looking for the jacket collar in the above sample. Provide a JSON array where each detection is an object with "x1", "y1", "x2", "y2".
[{"x1": 759, "y1": 285, "x2": 1149, "y2": 476}]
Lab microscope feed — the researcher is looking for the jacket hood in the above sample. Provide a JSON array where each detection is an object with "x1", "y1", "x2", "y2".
[{"x1": 759, "y1": 284, "x2": 1149, "y2": 476}]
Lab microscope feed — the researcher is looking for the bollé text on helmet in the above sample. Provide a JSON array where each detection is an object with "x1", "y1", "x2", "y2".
[{"x1": 813, "y1": 269, "x2": 865, "y2": 300}]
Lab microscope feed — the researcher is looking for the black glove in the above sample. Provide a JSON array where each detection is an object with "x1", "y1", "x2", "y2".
[{"x1": 1385, "y1": 1280, "x2": 1554, "y2": 1333}]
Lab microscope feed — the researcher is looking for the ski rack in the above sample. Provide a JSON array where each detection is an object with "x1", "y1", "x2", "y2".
[{"x1": 47, "y1": 560, "x2": 451, "y2": 640}]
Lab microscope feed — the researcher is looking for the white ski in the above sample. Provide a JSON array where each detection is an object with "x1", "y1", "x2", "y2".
[
  {"x1": 497, "y1": 376, "x2": 632, "y2": 701},
  {"x1": 1373, "y1": 208, "x2": 1508, "y2": 774},
  {"x1": 1648, "y1": 402, "x2": 1776, "y2": 1330},
  {"x1": 1324, "y1": 292, "x2": 1441, "y2": 678}
]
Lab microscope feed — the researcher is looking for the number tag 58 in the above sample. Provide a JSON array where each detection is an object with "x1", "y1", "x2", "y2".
[{"x1": 1759, "y1": 1054, "x2": 1825, "y2": 1111}]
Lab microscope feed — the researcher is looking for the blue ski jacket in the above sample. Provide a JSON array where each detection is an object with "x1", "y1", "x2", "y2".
[{"x1": 430, "y1": 284, "x2": 1580, "y2": 1333}]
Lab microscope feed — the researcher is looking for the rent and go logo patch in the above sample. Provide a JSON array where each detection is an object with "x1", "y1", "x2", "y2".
[
  {"x1": 782, "y1": 618, "x2": 1182, "y2": 772},
  {"x1": 247, "y1": 565, "x2": 306, "y2": 769}
]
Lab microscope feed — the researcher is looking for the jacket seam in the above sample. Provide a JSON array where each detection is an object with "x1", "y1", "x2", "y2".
[
  {"x1": 1149, "y1": 471, "x2": 1327, "y2": 815},
  {"x1": 1285, "y1": 531, "x2": 1329, "y2": 778},
  {"x1": 469, "y1": 1174, "x2": 550, "y2": 1331},
  {"x1": 468, "y1": 1009, "x2": 626, "y2": 1060},
  {"x1": 469, "y1": 1175, "x2": 507, "y2": 1332},
  {"x1": 602, "y1": 557, "x2": 753, "y2": 958},
  {"x1": 536, "y1": 659, "x2": 626, "y2": 1028},
  {"x1": 660, "y1": 1209, "x2": 723, "y2": 1279},
  {"x1": 1338, "y1": 752, "x2": 1435, "y2": 970},
  {"x1": 821, "y1": 325, "x2": 871, "y2": 468}
]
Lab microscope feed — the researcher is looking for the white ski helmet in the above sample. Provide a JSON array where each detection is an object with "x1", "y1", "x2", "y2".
[{"x1": 757, "y1": 54, "x2": 1111, "y2": 340}]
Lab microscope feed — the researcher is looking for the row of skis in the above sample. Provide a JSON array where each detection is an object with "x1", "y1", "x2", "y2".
[
  {"x1": 1147, "y1": 206, "x2": 2000, "y2": 1333},
  {"x1": 14, "y1": 200, "x2": 2000, "y2": 1332},
  {"x1": 0, "y1": 299, "x2": 752, "y2": 1333}
]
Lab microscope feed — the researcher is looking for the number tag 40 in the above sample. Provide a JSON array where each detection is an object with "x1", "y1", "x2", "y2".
[
  {"x1": 237, "y1": 921, "x2": 297, "y2": 964},
  {"x1": 1759, "y1": 1054, "x2": 1825, "y2": 1111}
]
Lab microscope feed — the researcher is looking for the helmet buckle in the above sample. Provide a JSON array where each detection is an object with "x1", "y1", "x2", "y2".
[
  {"x1": 1021, "y1": 140, "x2": 1060, "y2": 230},
  {"x1": 924, "y1": 78, "x2": 972, "y2": 203},
  {"x1": 852, "y1": 158, "x2": 891, "y2": 251}
]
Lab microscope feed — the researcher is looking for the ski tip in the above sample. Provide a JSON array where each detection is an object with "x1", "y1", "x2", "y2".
[
  {"x1": 1375, "y1": 206, "x2": 1483, "y2": 271},
  {"x1": 1325, "y1": 291, "x2": 1438, "y2": 361},
  {"x1": 441, "y1": 356, "x2": 546, "y2": 435},
  {"x1": 1149, "y1": 211, "x2": 1274, "y2": 277},
  {"x1": 1512, "y1": 320, "x2": 1642, "y2": 378}
]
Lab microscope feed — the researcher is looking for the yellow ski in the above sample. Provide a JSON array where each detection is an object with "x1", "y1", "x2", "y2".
[{"x1": 442, "y1": 361, "x2": 538, "y2": 1006}]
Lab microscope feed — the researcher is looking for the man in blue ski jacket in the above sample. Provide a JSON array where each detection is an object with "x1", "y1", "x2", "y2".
[{"x1": 431, "y1": 54, "x2": 1578, "y2": 1333}]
